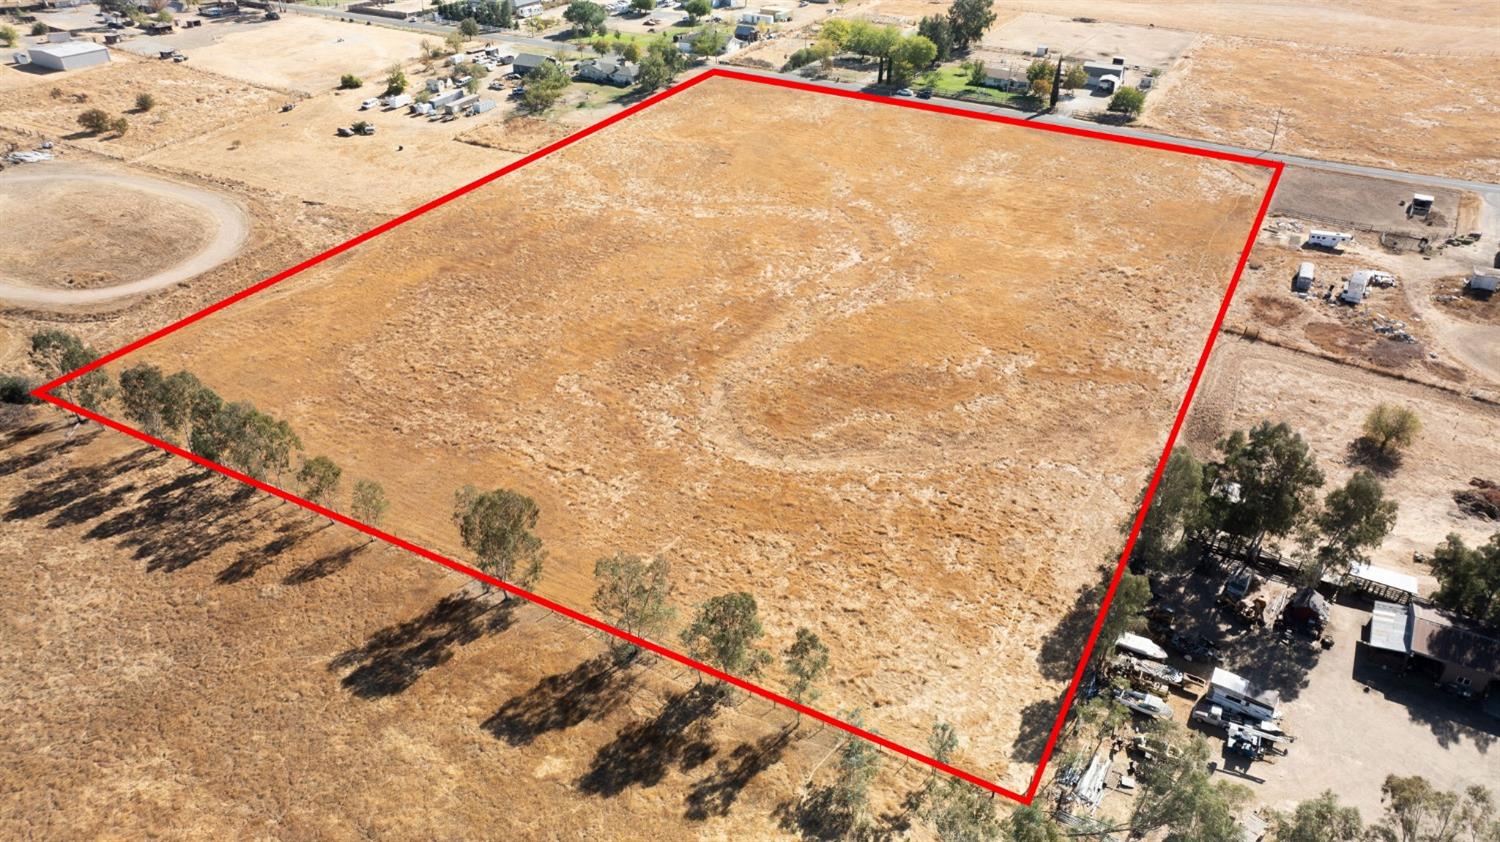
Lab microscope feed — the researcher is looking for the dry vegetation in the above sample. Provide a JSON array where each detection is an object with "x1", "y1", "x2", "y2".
[
  {"x1": 1143, "y1": 37, "x2": 1500, "y2": 183},
  {"x1": 103, "y1": 76, "x2": 1271, "y2": 785},
  {"x1": 0, "y1": 54, "x2": 281, "y2": 159}
]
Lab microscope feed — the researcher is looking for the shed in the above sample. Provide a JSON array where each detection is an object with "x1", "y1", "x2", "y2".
[
  {"x1": 1282, "y1": 587, "x2": 1329, "y2": 632},
  {"x1": 27, "y1": 41, "x2": 110, "y2": 71},
  {"x1": 1365, "y1": 601, "x2": 1410, "y2": 654},
  {"x1": 1469, "y1": 269, "x2": 1499, "y2": 294},
  {"x1": 1410, "y1": 193, "x2": 1434, "y2": 217},
  {"x1": 1346, "y1": 562, "x2": 1419, "y2": 603},
  {"x1": 1292, "y1": 261, "x2": 1315, "y2": 292},
  {"x1": 1341, "y1": 271, "x2": 1369, "y2": 304},
  {"x1": 1360, "y1": 602, "x2": 1500, "y2": 697}
]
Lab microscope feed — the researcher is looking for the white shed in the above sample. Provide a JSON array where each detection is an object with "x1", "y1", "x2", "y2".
[
  {"x1": 27, "y1": 40, "x2": 110, "y2": 71},
  {"x1": 1341, "y1": 271, "x2": 1369, "y2": 304}
]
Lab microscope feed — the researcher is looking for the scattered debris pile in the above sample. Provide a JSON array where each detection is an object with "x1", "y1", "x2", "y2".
[
  {"x1": 1455, "y1": 478, "x2": 1500, "y2": 520},
  {"x1": 1370, "y1": 315, "x2": 1416, "y2": 343}
]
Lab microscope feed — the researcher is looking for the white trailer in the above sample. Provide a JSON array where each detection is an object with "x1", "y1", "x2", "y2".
[
  {"x1": 1469, "y1": 270, "x2": 1499, "y2": 293},
  {"x1": 1207, "y1": 667, "x2": 1282, "y2": 723},
  {"x1": 1341, "y1": 271, "x2": 1370, "y2": 304},
  {"x1": 1306, "y1": 230, "x2": 1354, "y2": 250},
  {"x1": 382, "y1": 93, "x2": 412, "y2": 109},
  {"x1": 1293, "y1": 261, "x2": 1316, "y2": 292}
]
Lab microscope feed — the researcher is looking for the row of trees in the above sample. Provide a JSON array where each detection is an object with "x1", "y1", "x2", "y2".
[
  {"x1": 23, "y1": 330, "x2": 390, "y2": 525},
  {"x1": 1273, "y1": 779, "x2": 1500, "y2": 842},
  {"x1": 1132, "y1": 414, "x2": 1411, "y2": 586}
]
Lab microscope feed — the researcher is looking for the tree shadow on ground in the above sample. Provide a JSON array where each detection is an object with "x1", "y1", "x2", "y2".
[
  {"x1": 684, "y1": 724, "x2": 795, "y2": 822},
  {"x1": 775, "y1": 784, "x2": 901, "y2": 842},
  {"x1": 482, "y1": 653, "x2": 636, "y2": 747},
  {"x1": 1036, "y1": 577, "x2": 1106, "y2": 683},
  {"x1": 1012, "y1": 694, "x2": 1066, "y2": 765},
  {"x1": 84, "y1": 471, "x2": 266, "y2": 573},
  {"x1": 330, "y1": 591, "x2": 518, "y2": 699},
  {"x1": 215, "y1": 515, "x2": 329, "y2": 585},
  {"x1": 578, "y1": 683, "x2": 723, "y2": 798},
  {"x1": 3, "y1": 445, "x2": 157, "y2": 524},
  {"x1": 0, "y1": 424, "x2": 98, "y2": 478},
  {"x1": 281, "y1": 541, "x2": 370, "y2": 586},
  {"x1": 1346, "y1": 437, "x2": 1402, "y2": 477}
]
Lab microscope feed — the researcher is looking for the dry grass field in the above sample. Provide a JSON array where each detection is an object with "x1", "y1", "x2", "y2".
[
  {"x1": 0, "y1": 53, "x2": 282, "y2": 160},
  {"x1": 0, "y1": 412, "x2": 915, "y2": 840},
  {"x1": 97, "y1": 75, "x2": 1272, "y2": 785},
  {"x1": 1142, "y1": 38, "x2": 1500, "y2": 183}
]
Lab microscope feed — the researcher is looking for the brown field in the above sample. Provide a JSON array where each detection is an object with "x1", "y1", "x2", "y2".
[
  {"x1": 0, "y1": 177, "x2": 213, "y2": 290},
  {"x1": 0, "y1": 412, "x2": 925, "y2": 840},
  {"x1": 0, "y1": 53, "x2": 282, "y2": 160},
  {"x1": 96, "y1": 75, "x2": 1272, "y2": 785},
  {"x1": 1004, "y1": 0, "x2": 1500, "y2": 54},
  {"x1": 1143, "y1": 37, "x2": 1500, "y2": 183}
]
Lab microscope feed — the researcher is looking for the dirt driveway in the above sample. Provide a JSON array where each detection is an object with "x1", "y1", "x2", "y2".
[{"x1": 0, "y1": 165, "x2": 249, "y2": 307}]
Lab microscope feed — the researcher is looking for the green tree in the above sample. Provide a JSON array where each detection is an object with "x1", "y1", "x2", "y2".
[
  {"x1": 1130, "y1": 731, "x2": 1250, "y2": 840},
  {"x1": 339, "y1": 73, "x2": 364, "y2": 89},
  {"x1": 351, "y1": 479, "x2": 389, "y2": 530},
  {"x1": 1004, "y1": 805, "x2": 1062, "y2": 842},
  {"x1": 1361, "y1": 403, "x2": 1421, "y2": 459},
  {"x1": 1428, "y1": 533, "x2": 1500, "y2": 627},
  {"x1": 592, "y1": 552, "x2": 675, "y2": 658},
  {"x1": 0, "y1": 25, "x2": 18, "y2": 48},
  {"x1": 30, "y1": 21, "x2": 48, "y2": 36},
  {"x1": 109, "y1": 116, "x2": 128, "y2": 136},
  {"x1": 1028, "y1": 77, "x2": 1051, "y2": 102},
  {"x1": 118, "y1": 363, "x2": 167, "y2": 438},
  {"x1": 225, "y1": 407, "x2": 299, "y2": 482},
  {"x1": 1062, "y1": 63, "x2": 1087, "y2": 90},
  {"x1": 1095, "y1": 569, "x2": 1150, "y2": 668},
  {"x1": 1272, "y1": 791, "x2": 1364, "y2": 842},
  {"x1": 1026, "y1": 59, "x2": 1053, "y2": 82},
  {"x1": 630, "y1": 0, "x2": 654, "y2": 10},
  {"x1": 1307, "y1": 470, "x2": 1397, "y2": 580},
  {"x1": 783, "y1": 627, "x2": 830, "y2": 705},
  {"x1": 134, "y1": 92, "x2": 155, "y2": 112},
  {"x1": 928, "y1": 721, "x2": 958, "y2": 764},
  {"x1": 947, "y1": 0, "x2": 996, "y2": 52},
  {"x1": 1131, "y1": 447, "x2": 1208, "y2": 571},
  {"x1": 28, "y1": 330, "x2": 114, "y2": 416},
  {"x1": 621, "y1": 41, "x2": 641, "y2": 62},
  {"x1": 0, "y1": 375, "x2": 37, "y2": 405},
  {"x1": 680, "y1": 592, "x2": 771, "y2": 678},
  {"x1": 827, "y1": 709, "x2": 883, "y2": 834},
  {"x1": 1210, "y1": 421, "x2": 1325, "y2": 551},
  {"x1": 157, "y1": 369, "x2": 204, "y2": 444},
  {"x1": 691, "y1": 25, "x2": 728, "y2": 57},
  {"x1": 563, "y1": 0, "x2": 607, "y2": 35},
  {"x1": 77, "y1": 108, "x2": 111, "y2": 134},
  {"x1": 889, "y1": 34, "x2": 937, "y2": 86},
  {"x1": 384, "y1": 66, "x2": 408, "y2": 96},
  {"x1": 1107, "y1": 86, "x2": 1146, "y2": 118},
  {"x1": 637, "y1": 52, "x2": 671, "y2": 91},
  {"x1": 297, "y1": 455, "x2": 343, "y2": 508},
  {"x1": 187, "y1": 388, "x2": 229, "y2": 460},
  {"x1": 682, "y1": 0, "x2": 710, "y2": 22},
  {"x1": 818, "y1": 17, "x2": 851, "y2": 48},
  {"x1": 459, "y1": 15, "x2": 480, "y2": 37},
  {"x1": 926, "y1": 777, "x2": 1001, "y2": 842},
  {"x1": 916, "y1": 14, "x2": 952, "y2": 62},
  {"x1": 445, "y1": 29, "x2": 466, "y2": 52},
  {"x1": 452, "y1": 485, "x2": 546, "y2": 596},
  {"x1": 521, "y1": 59, "x2": 570, "y2": 112}
]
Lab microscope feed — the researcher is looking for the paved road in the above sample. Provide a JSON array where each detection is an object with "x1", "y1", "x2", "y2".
[
  {"x1": 0, "y1": 167, "x2": 251, "y2": 306},
  {"x1": 282, "y1": 2, "x2": 562, "y2": 49}
]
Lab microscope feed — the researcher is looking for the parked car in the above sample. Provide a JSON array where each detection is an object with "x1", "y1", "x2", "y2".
[
  {"x1": 360, "y1": 98, "x2": 379, "y2": 110},
  {"x1": 916, "y1": 87, "x2": 933, "y2": 99},
  {"x1": 894, "y1": 87, "x2": 914, "y2": 97}
]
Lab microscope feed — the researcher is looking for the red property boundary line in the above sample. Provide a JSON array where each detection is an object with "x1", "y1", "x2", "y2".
[{"x1": 32, "y1": 68, "x2": 1283, "y2": 805}]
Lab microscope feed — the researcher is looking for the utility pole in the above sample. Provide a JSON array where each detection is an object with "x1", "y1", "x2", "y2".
[{"x1": 1268, "y1": 107, "x2": 1284, "y2": 152}]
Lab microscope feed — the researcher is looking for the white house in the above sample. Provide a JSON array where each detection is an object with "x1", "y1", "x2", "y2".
[{"x1": 27, "y1": 40, "x2": 110, "y2": 71}]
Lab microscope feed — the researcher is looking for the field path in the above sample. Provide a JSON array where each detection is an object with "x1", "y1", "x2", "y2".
[{"x1": 0, "y1": 165, "x2": 249, "y2": 306}]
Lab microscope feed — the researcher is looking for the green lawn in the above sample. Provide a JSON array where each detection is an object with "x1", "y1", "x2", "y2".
[
  {"x1": 572, "y1": 80, "x2": 636, "y2": 108},
  {"x1": 567, "y1": 25, "x2": 692, "y2": 50},
  {"x1": 921, "y1": 65, "x2": 1023, "y2": 107}
]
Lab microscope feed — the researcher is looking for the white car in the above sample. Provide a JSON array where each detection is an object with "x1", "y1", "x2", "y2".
[
  {"x1": 1114, "y1": 690, "x2": 1173, "y2": 719},
  {"x1": 360, "y1": 98, "x2": 379, "y2": 110}
]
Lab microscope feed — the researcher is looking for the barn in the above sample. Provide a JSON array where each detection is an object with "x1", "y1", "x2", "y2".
[{"x1": 27, "y1": 41, "x2": 110, "y2": 71}]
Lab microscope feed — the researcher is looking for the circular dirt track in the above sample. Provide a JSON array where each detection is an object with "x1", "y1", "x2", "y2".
[{"x1": 0, "y1": 167, "x2": 249, "y2": 306}]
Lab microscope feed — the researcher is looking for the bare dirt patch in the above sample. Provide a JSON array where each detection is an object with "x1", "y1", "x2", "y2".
[
  {"x1": 101, "y1": 75, "x2": 1271, "y2": 787},
  {"x1": 457, "y1": 115, "x2": 574, "y2": 155},
  {"x1": 0, "y1": 53, "x2": 281, "y2": 160},
  {"x1": 0, "y1": 177, "x2": 213, "y2": 290},
  {"x1": 1143, "y1": 38, "x2": 1500, "y2": 182}
]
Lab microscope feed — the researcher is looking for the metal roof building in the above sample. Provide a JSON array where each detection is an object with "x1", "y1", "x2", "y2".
[{"x1": 27, "y1": 40, "x2": 110, "y2": 71}]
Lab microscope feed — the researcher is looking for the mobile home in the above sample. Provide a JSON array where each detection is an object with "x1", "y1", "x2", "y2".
[{"x1": 1207, "y1": 667, "x2": 1282, "y2": 723}]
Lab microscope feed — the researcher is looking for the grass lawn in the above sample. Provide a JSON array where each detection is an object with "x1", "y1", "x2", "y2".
[
  {"x1": 567, "y1": 25, "x2": 693, "y2": 50},
  {"x1": 571, "y1": 80, "x2": 636, "y2": 108},
  {"x1": 921, "y1": 65, "x2": 1025, "y2": 107}
]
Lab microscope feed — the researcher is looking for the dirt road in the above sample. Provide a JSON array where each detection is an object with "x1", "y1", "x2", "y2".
[{"x1": 0, "y1": 166, "x2": 250, "y2": 307}]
